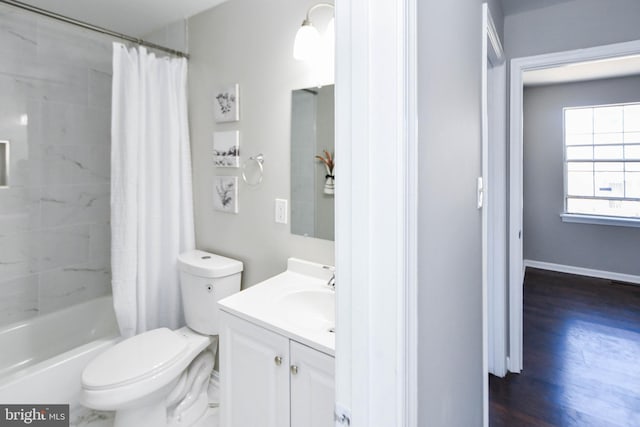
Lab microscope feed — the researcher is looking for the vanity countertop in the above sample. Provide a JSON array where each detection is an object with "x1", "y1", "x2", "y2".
[{"x1": 218, "y1": 258, "x2": 335, "y2": 356}]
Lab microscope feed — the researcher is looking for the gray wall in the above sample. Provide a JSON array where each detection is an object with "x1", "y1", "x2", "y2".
[
  {"x1": 187, "y1": 0, "x2": 334, "y2": 288},
  {"x1": 418, "y1": 0, "x2": 484, "y2": 425},
  {"x1": 143, "y1": 20, "x2": 188, "y2": 54},
  {"x1": 523, "y1": 76, "x2": 640, "y2": 276},
  {"x1": 0, "y1": 5, "x2": 112, "y2": 326},
  {"x1": 504, "y1": 0, "x2": 640, "y2": 57}
]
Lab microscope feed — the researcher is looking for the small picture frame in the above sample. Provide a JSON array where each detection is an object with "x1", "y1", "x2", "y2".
[
  {"x1": 213, "y1": 176, "x2": 239, "y2": 214},
  {"x1": 214, "y1": 84, "x2": 239, "y2": 122},
  {"x1": 213, "y1": 130, "x2": 240, "y2": 167}
]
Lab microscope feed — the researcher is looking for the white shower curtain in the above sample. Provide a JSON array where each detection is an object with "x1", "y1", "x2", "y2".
[{"x1": 111, "y1": 42, "x2": 195, "y2": 337}]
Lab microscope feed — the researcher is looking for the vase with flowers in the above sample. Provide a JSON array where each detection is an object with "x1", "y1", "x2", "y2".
[{"x1": 315, "y1": 150, "x2": 334, "y2": 195}]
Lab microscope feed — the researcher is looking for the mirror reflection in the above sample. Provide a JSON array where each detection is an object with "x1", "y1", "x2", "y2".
[{"x1": 290, "y1": 84, "x2": 335, "y2": 241}]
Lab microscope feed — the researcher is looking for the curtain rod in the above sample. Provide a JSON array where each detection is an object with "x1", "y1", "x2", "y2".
[{"x1": 0, "y1": 0, "x2": 190, "y2": 59}]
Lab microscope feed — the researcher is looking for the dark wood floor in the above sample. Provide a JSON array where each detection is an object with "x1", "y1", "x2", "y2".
[{"x1": 490, "y1": 268, "x2": 640, "y2": 427}]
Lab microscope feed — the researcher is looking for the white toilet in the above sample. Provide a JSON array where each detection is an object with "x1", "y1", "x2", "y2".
[{"x1": 81, "y1": 250, "x2": 243, "y2": 427}]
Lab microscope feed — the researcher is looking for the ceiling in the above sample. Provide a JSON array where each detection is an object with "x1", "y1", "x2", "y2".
[
  {"x1": 14, "y1": 0, "x2": 579, "y2": 38},
  {"x1": 12, "y1": 0, "x2": 633, "y2": 84},
  {"x1": 17, "y1": 0, "x2": 228, "y2": 37},
  {"x1": 523, "y1": 55, "x2": 640, "y2": 86},
  {"x1": 500, "y1": 0, "x2": 575, "y2": 15},
  {"x1": 11, "y1": 0, "x2": 593, "y2": 38}
]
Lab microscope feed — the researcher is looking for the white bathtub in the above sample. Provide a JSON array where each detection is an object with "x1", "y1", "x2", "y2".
[{"x1": 0, "y1": 296, "x2": 120, "y2": 406}]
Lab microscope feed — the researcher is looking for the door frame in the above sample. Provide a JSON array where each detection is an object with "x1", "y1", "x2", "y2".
[
  {"x1": 334, "y1": 0, "x2": 418, "y2": 425},
  {"x1": 482, "y1": 3, "x2": 507, "y2": 382},
  {"x1": 508, "y1": 39, "x2": 640, "y2": 373}
]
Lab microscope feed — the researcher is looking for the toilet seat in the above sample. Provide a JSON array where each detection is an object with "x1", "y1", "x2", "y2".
[
  {"x1": 83, "y1": 328, "x2": 188, "y2": 390},
  {"x1": 81, "y1": 327, "x2": 212, "y2": 411}
]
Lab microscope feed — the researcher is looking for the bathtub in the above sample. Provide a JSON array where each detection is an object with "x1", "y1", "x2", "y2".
[{"x1": 0, "y1": 296, "x2": 120, "y2": 406}]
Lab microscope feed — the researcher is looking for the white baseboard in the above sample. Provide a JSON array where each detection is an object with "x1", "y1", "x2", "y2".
[{"x1": 524, "y1": 259, "x2": 640, "y2": 286}]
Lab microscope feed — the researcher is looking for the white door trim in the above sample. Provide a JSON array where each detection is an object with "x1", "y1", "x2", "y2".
[
  {"x1": 488, "y1": 58, "x2": 508, "y2": 378},
  {"x1": 482, "y1": 3, "x2": 506, "y2": 425},
  {"x1": 405, "y1": 0, "x2": 419, "y2": 425},
  {"x1": 483, "y1": 3, "x2": 508, "y2": 380},
  {"x1": 334, "y1": 0, "x2": 418, "y2": 425},
  {"x1": 508, "y1": 38, "x2": 640, "y2": 373}
]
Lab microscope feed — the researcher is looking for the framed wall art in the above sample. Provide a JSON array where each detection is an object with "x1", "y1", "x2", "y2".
[
  {"x1": 213, "y1": 175, "x2": 239, "y2": 213},
  {"x1": 214, "y1": 83, "x2": 239, "y2": 122},
  {"x1": 213, "y1": 130, "x2": 240, "y2": 167}
]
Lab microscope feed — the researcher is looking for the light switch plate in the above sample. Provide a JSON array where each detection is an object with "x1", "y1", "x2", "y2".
[
  {"x1": 275, "y1": 199, "x2": 288, "y2": 224},
  {"x1": 477, "y1": 176, "x2": 484, "y2": 209}
]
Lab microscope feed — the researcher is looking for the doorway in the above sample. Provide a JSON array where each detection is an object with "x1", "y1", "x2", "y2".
[
  {"x1": 508, "y1": 39, "x2": 640, "y2": 372},
  {"x1": 486, "y1": 38, "x2": 640, "y2": 426}
]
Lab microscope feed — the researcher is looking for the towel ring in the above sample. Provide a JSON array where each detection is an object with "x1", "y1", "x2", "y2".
[{"x1": 242, "y1": 154, "x2": 264, "y2": 186}]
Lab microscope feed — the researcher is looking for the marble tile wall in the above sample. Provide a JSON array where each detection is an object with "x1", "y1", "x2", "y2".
[{"x1": 0, "y1": 4, "x2": 112, "y2": 326}]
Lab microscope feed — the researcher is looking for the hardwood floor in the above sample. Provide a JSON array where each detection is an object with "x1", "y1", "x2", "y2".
[{"x1": 489, "y1": 267, "x2": 640, "y2": 427}]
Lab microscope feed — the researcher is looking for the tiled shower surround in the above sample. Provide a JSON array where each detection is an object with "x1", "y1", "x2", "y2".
[{"x1": 0, "y1": 5, "x2": 113, "y2": 326}]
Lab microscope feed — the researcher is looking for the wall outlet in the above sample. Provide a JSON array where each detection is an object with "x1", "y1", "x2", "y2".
[{"x1": 275, "y1": 199, "x2": 288, "y2": 224}]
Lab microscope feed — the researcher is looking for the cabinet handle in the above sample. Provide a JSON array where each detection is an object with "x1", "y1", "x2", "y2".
[
  {"x1": 274, "y1": 356, "x2": 282, "y2": 366},
  {"x1": 290, "y1": 365, "x2": 298, "y2": 375}
]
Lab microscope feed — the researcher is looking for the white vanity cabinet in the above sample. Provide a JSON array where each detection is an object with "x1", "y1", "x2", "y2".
[
  {"x1": 220, "y1": 312, "x2": 290, "y2": 427},
  {"x1": 220, "y1": 311, "x2": 335, "y2": 427},
  {"x1": 289, "y1": 340, "x2": 335, "y2": 427}
]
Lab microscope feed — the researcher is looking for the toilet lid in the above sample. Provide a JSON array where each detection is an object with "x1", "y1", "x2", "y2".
[{"x1": 82, "y1": 328, "x2": 188, "y2": 390}]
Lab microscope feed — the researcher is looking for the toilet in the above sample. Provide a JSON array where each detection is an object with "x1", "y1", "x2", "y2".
[{"x1": 81, "y1": 250, "x2": 243, "y2": 427}]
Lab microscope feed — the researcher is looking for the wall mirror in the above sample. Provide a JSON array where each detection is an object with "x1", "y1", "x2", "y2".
[{"x1": 290, "y1": 84, "x2": 335, "y2": 241}]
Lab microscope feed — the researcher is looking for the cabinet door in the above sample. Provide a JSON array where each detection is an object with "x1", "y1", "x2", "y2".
[
  {"x1": 220, "y1": 312, "x2": 290, "y2": 427},
  {"x1": 290, "y1": 341, "x2": 335, "y2": 427}
]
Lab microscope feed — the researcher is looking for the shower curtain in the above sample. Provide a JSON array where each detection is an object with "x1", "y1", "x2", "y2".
[{"x1": 111, "y1": 42, "x2": 195, "y2": 337}]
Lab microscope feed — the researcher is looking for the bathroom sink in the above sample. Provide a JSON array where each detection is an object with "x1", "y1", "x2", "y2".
[
  {"x1": 218, "y1": 258, "x2": 336, "y2": 355},
  {"x1": 275, "y1": 289, "x2": 335, "y2": 332}
]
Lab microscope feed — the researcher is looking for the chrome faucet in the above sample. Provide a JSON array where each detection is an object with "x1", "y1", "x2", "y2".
[{"x1": 327, "y1": 272, "x2": 336, "y2": 290}]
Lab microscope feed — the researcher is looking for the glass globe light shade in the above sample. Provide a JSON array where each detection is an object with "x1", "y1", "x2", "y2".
[{"x1": 293, "y1": 21, "x2": 321, "y2": 61}]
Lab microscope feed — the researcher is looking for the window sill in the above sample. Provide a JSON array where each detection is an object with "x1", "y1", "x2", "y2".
[{"x1": 560, "y1": 213, "x2": 640, "y2": 228}]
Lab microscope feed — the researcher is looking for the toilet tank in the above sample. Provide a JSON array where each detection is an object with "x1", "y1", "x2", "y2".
[{"x1": 177, "y1": 250, "x2": 243, "y2": 335}]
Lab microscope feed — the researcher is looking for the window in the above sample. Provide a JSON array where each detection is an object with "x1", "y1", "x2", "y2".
[{"x1": 564, "y1": 102, "x2": 640, "y2": 221}]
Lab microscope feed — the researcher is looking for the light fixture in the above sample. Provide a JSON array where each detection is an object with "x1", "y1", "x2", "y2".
[{"x1": 293, "y1": 2, "x2": 335, "y2": 61}]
